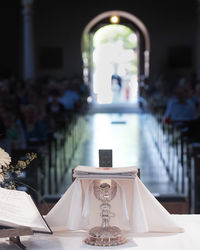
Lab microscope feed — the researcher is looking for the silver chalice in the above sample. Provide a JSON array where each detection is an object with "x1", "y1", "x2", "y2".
[{"x1": 84, "y1": 180, "x2": 127, "y2": 246}]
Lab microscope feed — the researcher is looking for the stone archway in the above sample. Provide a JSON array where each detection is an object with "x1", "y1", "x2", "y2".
[{"x1": 81, "y1": 10, "x2": 150, "y2": 104}]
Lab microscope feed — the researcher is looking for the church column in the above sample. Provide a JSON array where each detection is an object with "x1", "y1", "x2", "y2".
[
  {"x1": 144, "y1": 50, "x2": 150, "y2": 78},
  {"x1": 21, "y1": 0, "x2": 35, "y2": 80},
  {"x1": 196, "y1": 0, "x2": 200, "y2": 80}
]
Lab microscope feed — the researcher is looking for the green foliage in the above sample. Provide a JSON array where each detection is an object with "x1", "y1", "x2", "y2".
[{"x1": 93, "y1": 24, "x2": 137, "y2": 49}]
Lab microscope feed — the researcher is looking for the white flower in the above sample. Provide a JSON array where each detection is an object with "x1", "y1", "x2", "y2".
[
  {"x1": 0, "y1": 174, "x2": 4, "y2": 183},
  {"x1": 0, "y1": 147, "x2": 11, "y2": 167}
]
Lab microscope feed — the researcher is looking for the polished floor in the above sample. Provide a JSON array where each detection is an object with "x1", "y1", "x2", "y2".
[{"x1": 61, "y1": 104, "x2": 178, "y2": 197}]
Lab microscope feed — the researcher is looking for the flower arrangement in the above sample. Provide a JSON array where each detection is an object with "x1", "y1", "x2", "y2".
[{"x1": 0, "y1": 147, "x2": 37, "y2": 189}]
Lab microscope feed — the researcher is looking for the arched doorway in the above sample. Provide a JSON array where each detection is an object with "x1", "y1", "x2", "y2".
[
  {"x1": 81, "y1": 10, "x2": 150, "y2": 108},
  {"x1": 93, "y1": 24, "x2": 138, "y2": 104}
]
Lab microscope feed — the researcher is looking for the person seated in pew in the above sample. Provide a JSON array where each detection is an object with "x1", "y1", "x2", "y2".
[
  {"x1": 190, "y1": 82, "x2": 200, "y2": 108},
  {"x1": 46, "y1": 88, "x2": 66, "y2": 129},
  {"x1": 1, "y1": 111, "x2": 26, "y2": 154},
  {"x1": 58, "y1": 79, "x2": 80, "y2": 113},
  {"x1": 22, "y1": 102, "x2": 53, "y2": 144},
  {"x1": 163, "y1": 85, "x2": 197, "y2": 127},
  {"x1": 180, "y1": 102, "x2": 200, "y2": 143}
]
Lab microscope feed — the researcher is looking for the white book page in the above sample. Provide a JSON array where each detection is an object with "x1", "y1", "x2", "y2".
[{"x1": 0, "y1": 188, "x2": 50, "y2": 233}]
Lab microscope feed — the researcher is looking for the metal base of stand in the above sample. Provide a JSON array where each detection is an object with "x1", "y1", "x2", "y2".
[{"x1": 84, "y1": 226, "x2": 127, "y2": 246}]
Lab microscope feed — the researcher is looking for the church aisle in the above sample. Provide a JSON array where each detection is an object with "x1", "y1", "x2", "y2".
[{"x1": 61, "y1": 112, "x2": 177, "y2": 197}]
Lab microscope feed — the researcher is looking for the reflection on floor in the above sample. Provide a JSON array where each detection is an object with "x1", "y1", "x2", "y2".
[{"x1": 61, "y1": 109, "x2": 177, "y2": 197}]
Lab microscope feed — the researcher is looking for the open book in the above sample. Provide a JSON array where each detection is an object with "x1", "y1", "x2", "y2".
[
  {"x1": 0, "y1": 187, "x2": 52, "y2": 234},
  {"x1": 73, "y1": 165, "x2": 138, "y2": 179}
]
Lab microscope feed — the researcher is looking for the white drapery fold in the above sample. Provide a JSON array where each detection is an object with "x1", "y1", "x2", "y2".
[{"x1": 46, "y1": 177, "x2": 184, "y2": 233}]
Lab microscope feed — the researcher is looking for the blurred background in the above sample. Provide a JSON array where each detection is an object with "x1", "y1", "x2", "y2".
[{"x1": 0, "y1": 0, "x2": 200, "y2": 215}]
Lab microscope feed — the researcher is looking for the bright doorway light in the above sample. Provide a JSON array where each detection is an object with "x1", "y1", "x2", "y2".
[{"x1": 92, "y1": 24, "x2": 138, "y2": 104}]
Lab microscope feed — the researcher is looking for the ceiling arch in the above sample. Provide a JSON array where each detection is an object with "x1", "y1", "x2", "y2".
[
  {"x1": 81, "y1": 10, "x2": 150, "y2": 78},
  {"x1": 82, "y1": 10, "x2": 150, "y2": 52}
]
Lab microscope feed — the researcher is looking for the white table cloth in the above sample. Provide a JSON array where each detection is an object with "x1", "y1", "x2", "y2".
[
  {"x1": 45, "y1": 167, "x2": 183, "y2": 233},
  {"x1": 0, "y1": 215, "x2": 199, "y2": 250}
]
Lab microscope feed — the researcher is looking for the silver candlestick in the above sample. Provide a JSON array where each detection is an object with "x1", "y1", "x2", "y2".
[{"x1": 84, "y1": 180, "x2": 127, "y2": 246}]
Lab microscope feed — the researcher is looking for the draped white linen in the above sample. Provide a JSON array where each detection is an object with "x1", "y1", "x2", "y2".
[{"x1": 45, "y1": 172, "x2": 184, "y2": 233}]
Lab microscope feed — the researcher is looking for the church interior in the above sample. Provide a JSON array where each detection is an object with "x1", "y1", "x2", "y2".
[{"x1": 0, "y1": 0, "x2": 200, "y2": 249}]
